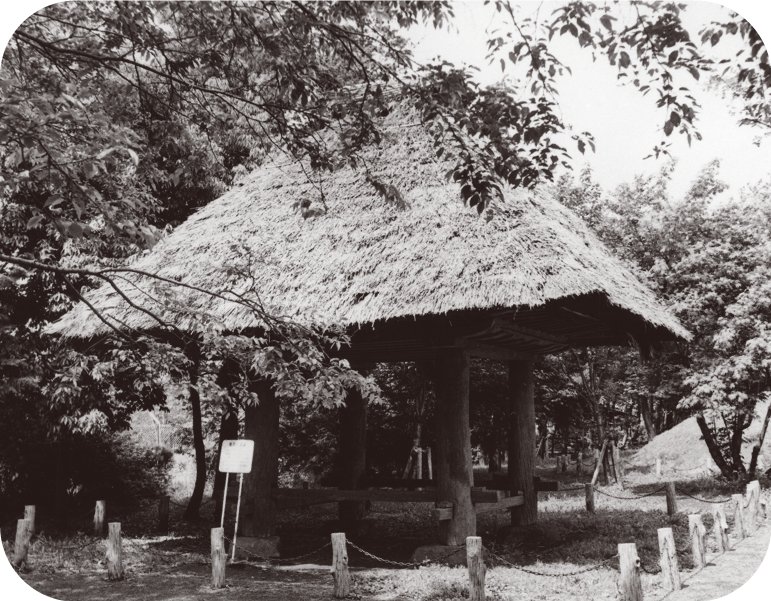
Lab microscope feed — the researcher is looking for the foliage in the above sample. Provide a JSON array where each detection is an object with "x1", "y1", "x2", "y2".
[{"x1": 553, "y1": 162, "x2": 771, "y2": 475}]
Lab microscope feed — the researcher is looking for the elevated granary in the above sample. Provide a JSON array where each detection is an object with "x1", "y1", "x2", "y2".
[{"x1": 50, "y1": 107, "x2": 688, "y2": 552}]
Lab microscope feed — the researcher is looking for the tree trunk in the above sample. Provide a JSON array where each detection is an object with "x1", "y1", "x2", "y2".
[
  {"x1": 640, "y1": 395, "x2": 657, "y2": 441},
  {"x1": 183, "y1": 341, "x2": 206, "y2": 521},
  {"x1": 695, "y1": 413, "x2": 733, "y2": 478},
  {"x1": 508, "y1": 360, "x2": 537, "y2": 526},
  {"x1": 749, "y1": 402, "x2": 771, "y2": 478},
  {"x1": 729, "y1": 413, "x2": 748, "y2": 475},
  {"x1": 242, "y1": 377, "x2": 280, "y2": 537},
  {"x1": 214, "y1": 407, "x2": 240, "y2": 519}
]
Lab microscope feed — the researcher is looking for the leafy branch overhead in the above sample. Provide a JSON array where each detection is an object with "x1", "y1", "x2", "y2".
[{"x1": 2, "y1": 1, "x2": 767, "y2": 245}]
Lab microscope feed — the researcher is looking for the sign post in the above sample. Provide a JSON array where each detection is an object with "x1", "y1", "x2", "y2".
[{"x1": 218, "y1": 439, "x2": 254, "y2": 562}]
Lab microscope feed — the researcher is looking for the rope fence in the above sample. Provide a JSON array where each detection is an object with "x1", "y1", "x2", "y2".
[{"x1": 4, "y1": 479, "x2": 767, "y2": 601}]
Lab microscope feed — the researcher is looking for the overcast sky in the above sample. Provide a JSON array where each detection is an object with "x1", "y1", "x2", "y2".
[{"x1": 405, "y1": 1, "x2": 771, "y2": 202}]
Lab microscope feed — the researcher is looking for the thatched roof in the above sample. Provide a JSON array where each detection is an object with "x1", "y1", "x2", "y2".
[{"x1": 50, "y1": 107, "x2": 688, "y2": 355}]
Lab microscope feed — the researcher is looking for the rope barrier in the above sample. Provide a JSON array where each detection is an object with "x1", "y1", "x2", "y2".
[
  {"x1": 676, "y1": 489, "x2": 732, "y2": 504},
  {"x1": 346, "y1": 539, "x2": 465, "y2": 568},
  {"x1": 224, "y1": 536, "x2": 332, "y2": 564},
  {"x1": 594, "y1": 485, "x2": 666, "y2": 500},
  {"x1": 484, "y1": 546, "x2": 619, "y2": 576}
]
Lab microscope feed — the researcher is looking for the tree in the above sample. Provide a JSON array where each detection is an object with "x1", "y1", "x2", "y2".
[{"x1": 1, "y1": 1, "x2": 769, "y2": 514}]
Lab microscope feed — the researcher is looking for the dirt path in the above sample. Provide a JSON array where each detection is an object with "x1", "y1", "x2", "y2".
[{"x1": 658, "y1": 524, "x2": 771, "y2": 601}]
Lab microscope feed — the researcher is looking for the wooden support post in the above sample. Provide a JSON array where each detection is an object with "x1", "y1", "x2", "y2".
[
  {"x1": 585, "y1": 483, "x2": 595, "y2": 513},
  {"x1": 331, "y1": 532, "x2": 350, "y2": 599},
  {"x1": 618, "y1": 543, "x2": 643, "y2": 601},
  {"x1": 614, "y1": 443, "x2": 625, "y2": 490},
  {"x1": 656, "y1": 456, "x2": 662, "y2": 479},
  {"x1": 732, "y1": 494, "x2": 746, "y2": 541},
  {"x1": 688, "y1": 514, "x2": 706, "y2": 569},
  {"x1": 12, "y1": 519, "x2": 32, "y2": 569},
  {"x1": 560, "y1": 454, "x2": 568, "y2": 474},
  {"x1": 576, "y1": 452, "x2": 583, "y2": 475},
  {"x1": 402, "y1": 452, "x2": 414, "y2": 479},
  {"x1": 211, "y1": 527, "x2": 226, "y2": 588},
  {"x1": 434, "y1": 348, "x2": 475, "y2": 544},
  {"x1": 508, "y1": 359, "x2": 536, "y2": 526},
  {"x1": 339, "y1": 386, "x2": 367, "y2": 529},
  {"x1": 713, "y1": 504, "x2": 730, "y2": 553},
  {"x1": 94, "y1": 500, "x2": 106, "y2": 537},
  {"x1": 242, "y1": 377, "x2": 280, "y2": 539},
  {"x1": 746, "y1": 481, "x2": 760, "y2": 531},
  {"x1": 665, "y1": 482, "x2": 677, "y2": 518},
  {"x1": 657, "y1": 527, "x2": 681, "y2": 591},
  {"x1": 591, "y1": 440, "x2": 608, "y2": 486},
  {"x1": 415, "y1": 447, "x2": 423, "y2": 491},
  {"x1": 106, "y1": 523, "x2": 124, "y2": 581},
  {"x1": 427, "y1": 447, "x2": 433, "y2": 480},
  {"x1": 466, "y1": 536, "x2": 485, "y2": 601},
  {"x1": 159, "y1": 496, "x2": 169, "y2": 533},
  {"x1": 24, "y1": 505, "x2": 35, "y2": 535}
]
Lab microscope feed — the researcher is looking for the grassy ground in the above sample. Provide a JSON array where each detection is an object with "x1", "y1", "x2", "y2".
[{"x1": 5, "y1": 453, "x2": 769, "y2": 601}]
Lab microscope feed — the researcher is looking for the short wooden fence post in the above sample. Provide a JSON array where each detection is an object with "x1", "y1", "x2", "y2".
[
  {"x1": 331, "y1": 532, "x2": 350, "y2": 599},
  {"x1": 746, "y1": 481, "x2": 760, "y2": 531},
  {"x1": 585, "y1": 483, "x2": 595, "y2": 513},
  {"x1": 665, "y1": 482, "x2": 677, "y2": 518},
  {"x1": 577, "y1": 452, "x2": 583, "y2": 475},
  {"x1": 211, "y1": 527, "x2": 226, "y2": 588},
  {"x1": 467, "y1": 536, "x2": 485, "y2": 601},
  {"x1": 159, "y1": 496, "x2": 170, "y2": 533},
  {"x1": 656, "y1": 456, "x2": 662, "y2": 479},
  {"x1": 618, "y1": 543, "x2": 643, "y2": 601},
  {"x1": 94, "y1": 500, "x2": 106, "y2": 537},
  {"x1": 688, "y1": 514, "x2": 706, "y2": 569},
  {"x1": 714, "y1": 504, "x2": 730, "y2": 552},
  {"x1": 732, "y1": 494, "x2": 746, "y2": 541},
  {"x1": 12, "y1": 519, "x2": 33, "y2": 569},
  {"x1": 106, "y1": 522, "x2": 124, "y2": 581},
  {"x1": 24, "y1": 505, "x2": 36, "y2": 535},
  {"x1": 657, "y1": 527, "x2": 681, "y2": 591},
  {"x1": 561, "y1": 454, "x2": 568, "y2": 474}
]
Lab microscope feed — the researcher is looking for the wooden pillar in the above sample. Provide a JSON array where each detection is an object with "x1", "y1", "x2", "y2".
[
  {"x1": 211, "y1": 527, "x2": 226, "y2": 588},
  {"x1": 339, "y1": 386, "x2": 367, "y2": 528},
  {"x1": 618, "y1": 543, "x2": 643, "y2": 601},
  {"x1": 433, "y1": 348, "x2": 475, "y2": 545},
  {"x1": 242, "y1": 377, "x2": 280, "y2": 538},
  {"x1": 657, "y1": 527, "x2": 681, "y2": 591},
  {"x1": 466, "y1": 536, "x2": 486, "y2": 601},
  {"x1": 508, "y1": 359, "x2": 536, "y2": 526},
  {"x1": 665, "y1": 482, "x2": 677, "y2": 518},
  {"x1": 106, "y1": 523, "x2": 124, "y2": 581},
  {"x1": 331, "y1": 532, "x2": 350, "y2": 598}
]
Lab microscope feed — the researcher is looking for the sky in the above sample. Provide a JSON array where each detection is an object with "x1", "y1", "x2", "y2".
[{"x1": 404, "y1": 1, "x2": 771, "y2": 202}]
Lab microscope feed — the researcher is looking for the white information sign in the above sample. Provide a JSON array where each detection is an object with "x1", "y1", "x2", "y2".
[{"x1": 219, "y1": 440, "x2": 254, "y2": 474}]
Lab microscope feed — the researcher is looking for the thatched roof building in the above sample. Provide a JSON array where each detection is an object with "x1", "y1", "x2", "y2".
[
  {"x1": 50, "y1": 106, "x2": 690, "y2": 548},
  {"x1": 50, "y1": 108, "x2": 687, "y2": 360}
]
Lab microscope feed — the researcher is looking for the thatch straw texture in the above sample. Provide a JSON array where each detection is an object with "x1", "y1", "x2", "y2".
[{"x1": 50, "y1": 108, "x2": 688, "y2": 342}]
